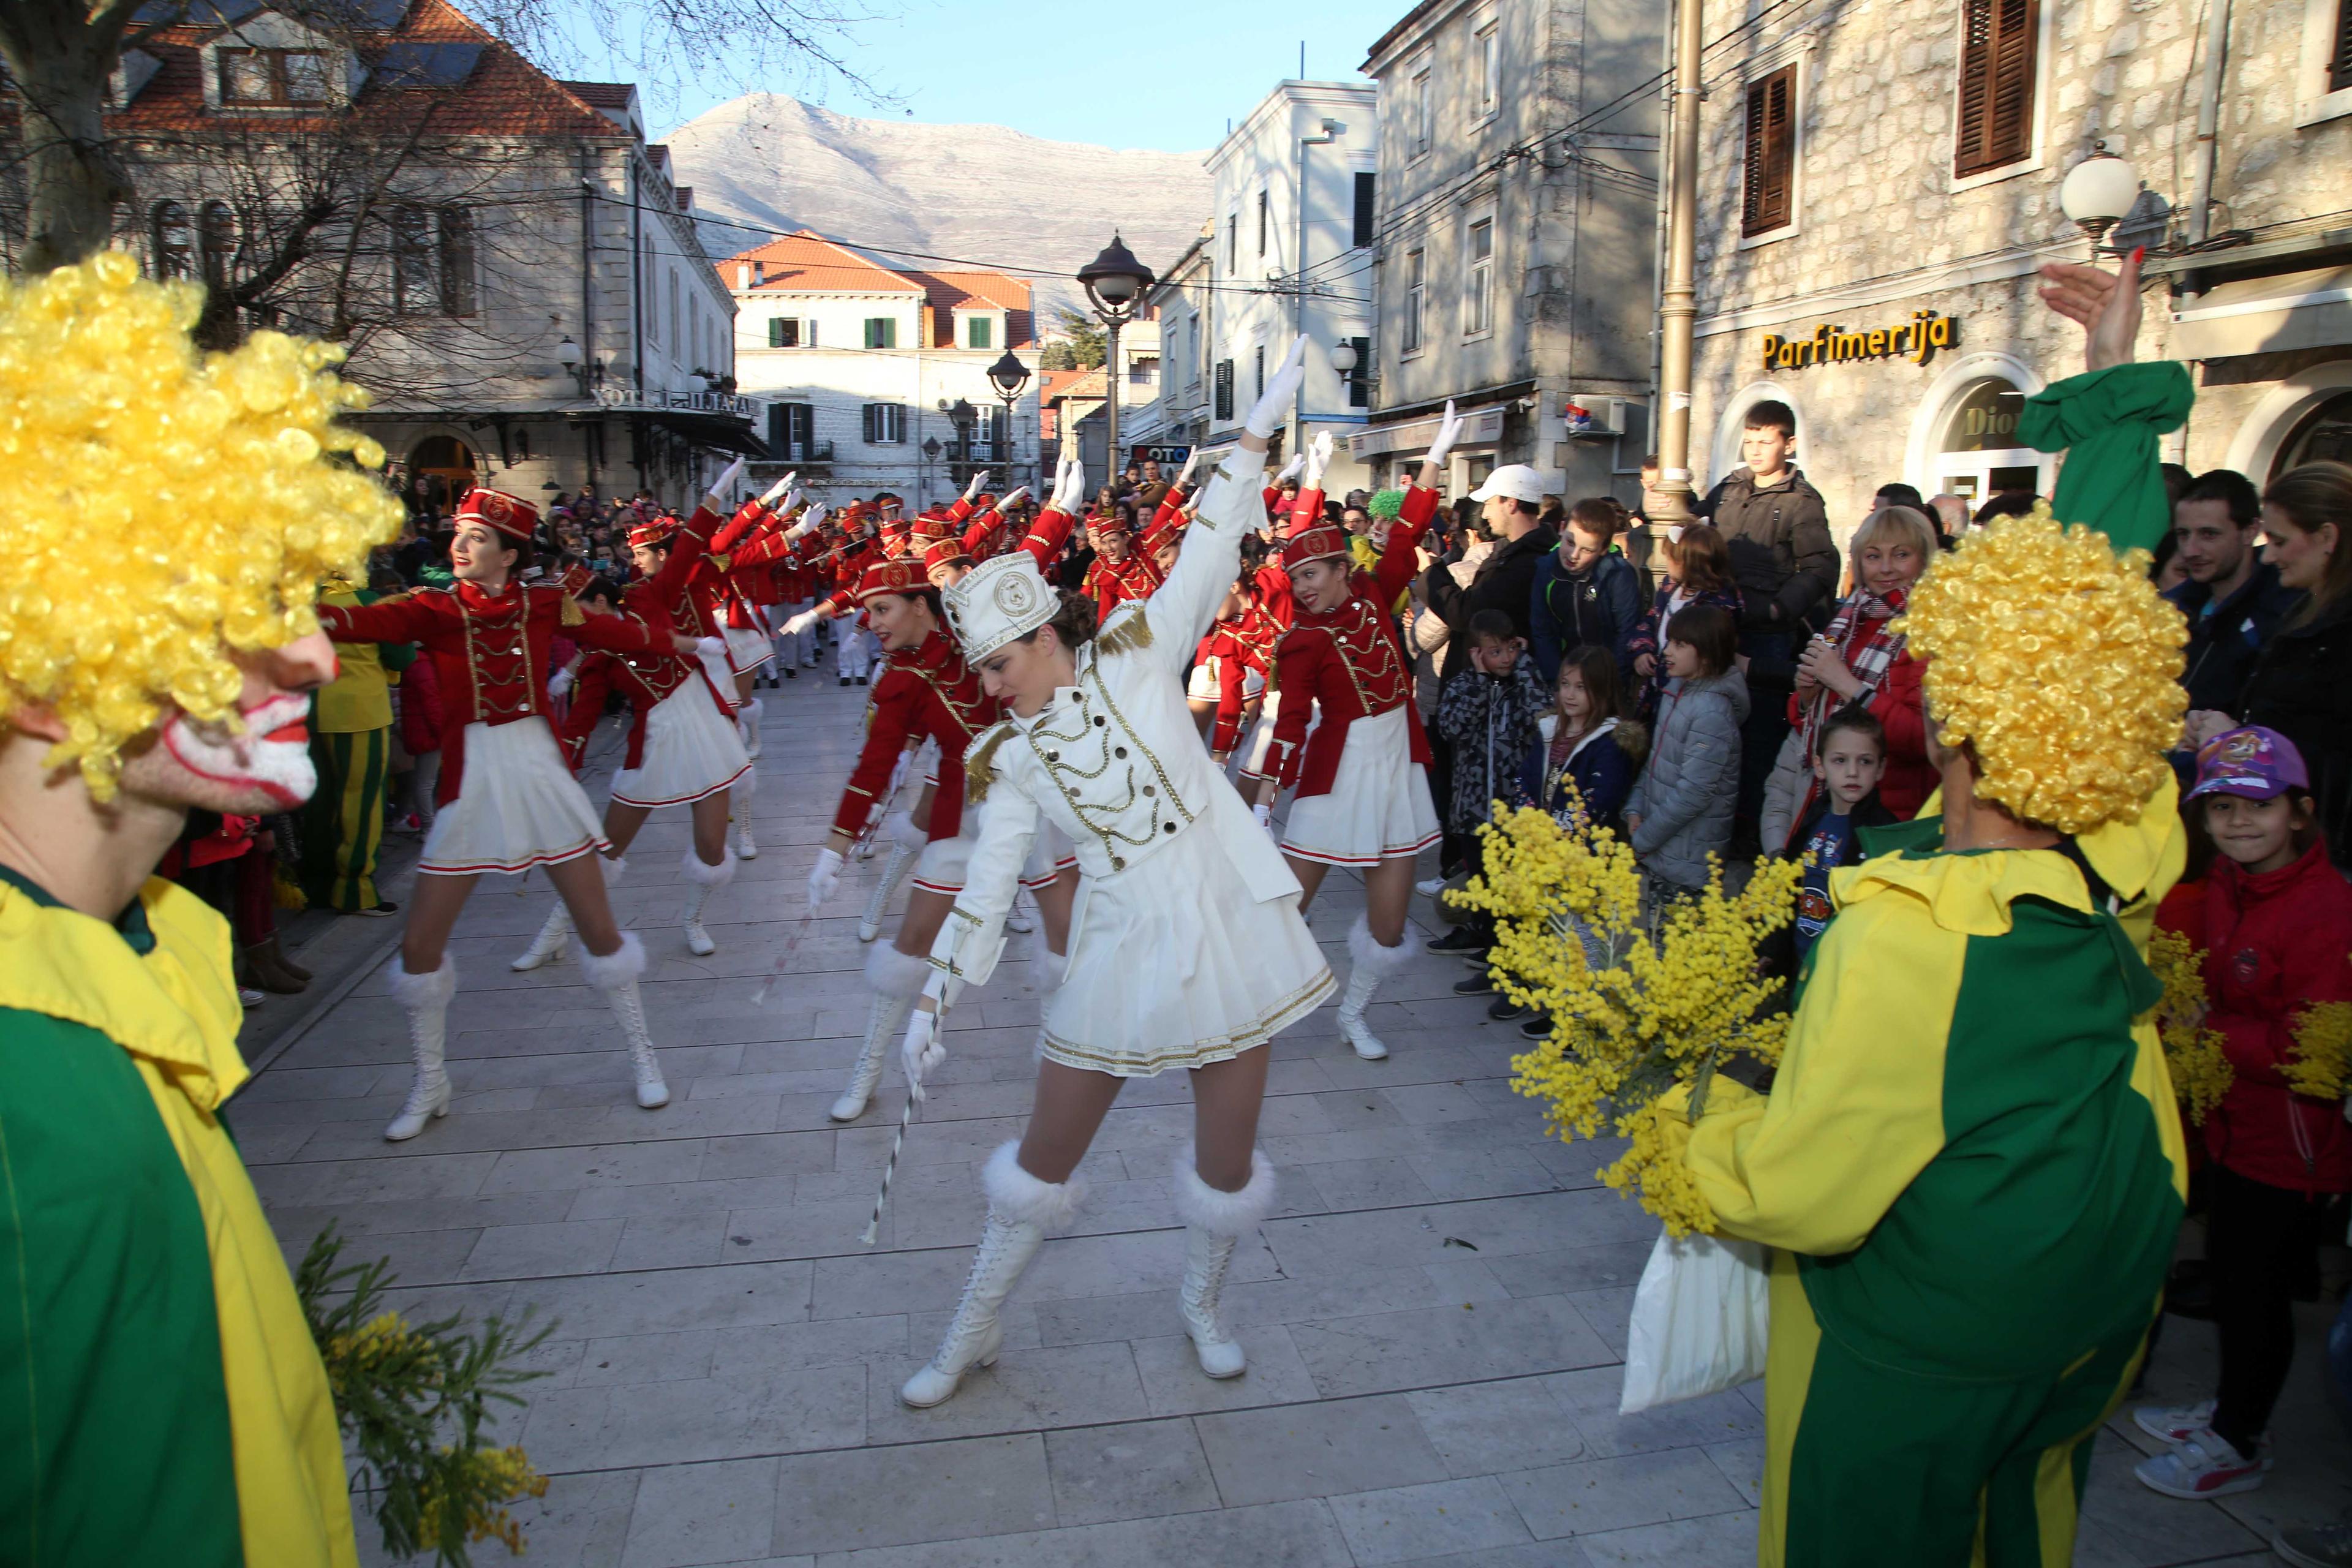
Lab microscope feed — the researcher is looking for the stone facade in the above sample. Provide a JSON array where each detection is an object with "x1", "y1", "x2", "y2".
[
  {"x1": 1355, "y1": 0, "x2": 1664, "y2": 502},
  {"x1": 1685, "y1": 0, "x2": 2352, "y2": 537}
]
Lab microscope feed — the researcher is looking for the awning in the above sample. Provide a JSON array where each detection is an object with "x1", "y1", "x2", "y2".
[
  {"x1": 1347, "y1": 404, "x2": 1507, "y2": 461},
  {"x1": 639, "y1": 409, "x2": 774, "y2": 459},
  {"x1": 2171, "y1": 265, "x2": 2352, "y2": 360}
]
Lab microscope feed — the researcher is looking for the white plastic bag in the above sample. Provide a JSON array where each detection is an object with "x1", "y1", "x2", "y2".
[{"x1": 1618, "y1": 1229, "x2": 1771, "y2": 1415}]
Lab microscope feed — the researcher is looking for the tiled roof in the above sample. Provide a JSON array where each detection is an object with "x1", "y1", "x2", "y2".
[
  {"x1": 559, "y1": 80, "x2": 635, "y2": 108},
  {"x1": 1043, "y1": 368, "x2": 1107, "y2": 404},
  {"x1": 82, "y1": 0, "x2": 627, "y2": 139},
  {"x1": 718, "y1": 232, "x2": 925, "y2": 295},
  {"x1": 905, "y1": 270, "x2": 1034, "y2": 349}
]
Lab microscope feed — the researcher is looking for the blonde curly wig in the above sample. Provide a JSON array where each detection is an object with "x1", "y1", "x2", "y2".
[
  {"x1": 0, "y1": 252, "x2": 401, "y2": 796},
  {"x1": 1896, "y1": 507, "x2": 2186, "y2": 834}
]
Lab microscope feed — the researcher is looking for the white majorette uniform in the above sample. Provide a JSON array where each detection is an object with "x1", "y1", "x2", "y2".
[
  {"x1": 930, "y1": 473, "x2": 1332, "y2": 1076},
  {"x1": 894, "y1": 443, "x2": 1328, "y2": 1414}
]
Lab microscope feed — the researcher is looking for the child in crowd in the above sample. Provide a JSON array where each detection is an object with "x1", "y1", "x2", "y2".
[
  {"x1": 1762, "y1": 503, "x2": 1940, "y2": 849},
  {"x1": 1531, "y1": 497, "x2": 1644, "y2": 684},
  {"x1": 1434, "y1": 608, "x2": 1549, "y2": 838},
  {"x1": 1520, "y1": 643, "x2": 1645, "y2": 838},
  {"x1": 1626, "y1": 523, "x2": 1743, "y2": 723},
  {"x1": 1782, "y1": 706, "x2": 1897, "y2": 962},
  {"x1": 1625, "y1": 604, "x2": 1747, "y2": 899},
  {"x1": 2135, "y1": 727, "x2": 2352, "y2": 1501}
]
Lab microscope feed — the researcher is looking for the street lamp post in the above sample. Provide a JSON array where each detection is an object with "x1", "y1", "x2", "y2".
[
  {"x1": 1077, "y1": 233, "x2": 1156, "y2": 490},
  {"x1": 986, "y1": 349, "x2": 1031, "y2": 488},
  {"x1": 1651, "y1": 0, "x2": 1704, "y2": 530}
]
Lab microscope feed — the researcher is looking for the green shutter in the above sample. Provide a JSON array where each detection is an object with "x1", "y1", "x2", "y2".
[{"x1": 970, "y1": 315, "x2": 992, "y2": 349}]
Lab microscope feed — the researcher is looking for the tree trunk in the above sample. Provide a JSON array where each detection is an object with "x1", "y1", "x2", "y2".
[{"x1": 1, "y1": 1, "x2": 137, "y2": 274}]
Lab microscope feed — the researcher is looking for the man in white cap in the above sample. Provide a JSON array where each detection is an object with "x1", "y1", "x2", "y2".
[{"x1": 1418, "y1": 459, "x2": 1559, "y2": 684}]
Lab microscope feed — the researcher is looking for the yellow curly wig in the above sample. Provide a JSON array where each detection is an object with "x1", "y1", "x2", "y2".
[
  {"x1": 1896, "y1": 507, "x2": 2186, "y2": 834},
  {"x1": 0, "y1": 252, "x2": 402, "y2": 797}
]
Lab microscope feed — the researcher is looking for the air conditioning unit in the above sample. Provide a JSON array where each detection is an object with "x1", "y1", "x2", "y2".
[{"x1": 1561, "y1": 396, "x2": 1628, "y2": 438}]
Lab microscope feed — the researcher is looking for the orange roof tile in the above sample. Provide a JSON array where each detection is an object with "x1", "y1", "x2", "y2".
[
  {"x1": 905, "y1": 269, "x2": 1035, "y2": 349},
  {"x1": 717, "y1": 232, "x2": 925, "y2": 295}
]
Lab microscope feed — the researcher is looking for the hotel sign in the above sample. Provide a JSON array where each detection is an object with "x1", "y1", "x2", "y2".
[{"x1": 1761, "y1": 311, "x2": 1959, "y2": 371}]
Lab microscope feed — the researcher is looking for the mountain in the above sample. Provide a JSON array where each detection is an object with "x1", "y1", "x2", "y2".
[{"x1": 666, "y1": 95, "x2": 1213, "y2": 326}]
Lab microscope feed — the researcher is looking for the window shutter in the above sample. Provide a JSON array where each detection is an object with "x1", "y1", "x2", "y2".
[
  {"x1": 862, "y1": 404, "x2": 876, "y2": 443},
  {"x1": 1353, "y1": 173, "x2": 1377, "y2": 247},
  {"x1": 1214, "y1": 360, "x2": 1234, "y2": 421},
  {"x1": 1741, "y1": 66, "x2": 1795, "y2": 235},
  {"x1": 2333, "y1": 0, "x2": 2352, "y2": 91},
  {"x1": 767, "y1": 317, "x2": 785, "y2": 347},
  {"x1": 1955, "y1": 0, "x2": 2039, "y2": 177},
  {"x1": 768, "y1": 403, "x2": 788, "y2": 449},
  {"x1": 1347, "y1": 337, "x2": 1371, "y2": 409}
]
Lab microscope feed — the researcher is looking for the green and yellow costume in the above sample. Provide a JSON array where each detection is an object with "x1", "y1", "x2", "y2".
[
  {"x1": 0, "y1": 870, "x2": 358, "y2": 1567},
  {"x1": 1664, "y1": 788, "x2": 2187, "y2": 1564}
]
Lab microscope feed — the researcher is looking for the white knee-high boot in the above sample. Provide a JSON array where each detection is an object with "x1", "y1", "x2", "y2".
[
  {"x1": 579, "y1": 931, "x2": 666, "y2": 1108},
  {"x1": 729, "y1": 769, "x2": 758, "y2": 861},
  {"x1": 511, "y1": 854, "x2": 625, "y2": 971},
  {"x1": 737, "y1": 695, "x2": 764, "y2": 759},
  {"x1": 1172, "y1": 1145, "x2": 1276, "y2": 1378},
  {"x1": 859, "y1": 811, "x2": 927, "y2": 942},
  {"x1": 1338, "y1": 913, "x2": 1411, "y2": 1061},
  {"x1": 385, "y1": 956, "x2": 457, "y2": 1141},
  {"x1": 678, "y1": 846, "x2": 734, "y2": 957},
  {"x1": 902, "y1": 1142, "x2": 1085, "y2": 1408},
  {"x1": 832, "y1": 943, "x2": 929, "y2": 1121}
]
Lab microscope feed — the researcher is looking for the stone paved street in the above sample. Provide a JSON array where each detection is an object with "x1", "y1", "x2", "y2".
[{"x1": 242, "y1": 674, "x2": 2350, "y2": 1567}]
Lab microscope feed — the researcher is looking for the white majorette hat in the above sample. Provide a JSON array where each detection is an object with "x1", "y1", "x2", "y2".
[{"x1": 943, "y1": 551, "x2": 1057, "y2": 661}]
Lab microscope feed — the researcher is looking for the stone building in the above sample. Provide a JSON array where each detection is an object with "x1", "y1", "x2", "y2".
[
  {"x1": 722, "y1": 231, "x2": 1040, "y2": 507},
  {"x1": 1352, "y1": 0, "x2": 1664, "y2": 501},
  {"x1": 1, "y1": 0, "x2": 757, "y2": 512},
  {"x1": 1684, "y1": 0, "x2": 2352, "y2": 531},
  {"x1": 1132, "y1": 228, "x2": 1215, "y2": 461}
]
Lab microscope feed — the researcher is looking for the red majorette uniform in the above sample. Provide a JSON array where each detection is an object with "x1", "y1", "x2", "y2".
[
  {"x1": 1199, "y1": 594, "x2": 1284, "y2": 764},
  {"x1": 818, "y1": 556, "x2": 1078, "y2": 1122},
  {"x1": 316, "y1": 488, "x2": 690, "y2": 1140},
  {"x1": 1082, "y1": 523, "x2": 1165, "y2": 616},
  {"x1": 1266, "y1": 486, "x2": 1442, "y2": 869},
  {"x1": 317, "y1": 491, "x2": 681, "y2": 878}
]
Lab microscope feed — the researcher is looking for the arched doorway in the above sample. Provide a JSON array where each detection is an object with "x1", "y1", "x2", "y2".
[
  {"x1": 408, "y1": 435, "x2": 476, "y2": 516},
  {"x1": 1930, "y1": 376, "x2": 2049, "y2": 507},
  {"x1": 2271, "y1": 389, "x2": 2352, "y2": 476}
]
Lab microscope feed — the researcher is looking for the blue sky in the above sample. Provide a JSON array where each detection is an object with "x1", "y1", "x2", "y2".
[{"x1": 567, "y1": 0, "x2": 1411, "y2": 148}]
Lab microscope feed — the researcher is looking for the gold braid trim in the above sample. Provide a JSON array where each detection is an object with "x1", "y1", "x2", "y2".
[
  {"x1": 1096, "y1": 607, "x2": 1154, "y2": 658},
  {"x1": 964, "y1": 720, "x2": 1015, "y2": 803},
  {"x1": 560, "y1": 594, "x2": 586, "y2": 627}
]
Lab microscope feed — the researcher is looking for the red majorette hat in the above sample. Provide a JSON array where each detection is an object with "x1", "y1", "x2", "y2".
[
  {"x1": 1140, "y1": 518, "x2": 1185, "y2": 557},
  {"x1": 1282, "y1": 523, "x2": 1353, "y2": 572},
  {"x1": 922, "y1": 536, "x2": 971, "y2": 575},
  {"x1": 1085, "y1": 508, "x2": 1130, "y2": 536},
  {"x1": 855, "y1": 557, "x2": 932, "y2": 603},
  {"x1": 628, "y1": 516, "x2": 680, "y2": 550},
  {"x1": 454, "y1": 488, "x2": 539, "y2": 543}
]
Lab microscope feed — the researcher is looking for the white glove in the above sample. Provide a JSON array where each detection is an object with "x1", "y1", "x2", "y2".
[
  {"x1": 1275, "y1": 452, "x2": 1306, "y2": 486},
  {"x1": 1251, "y1": 801, "x2": 1276, "y2": 837},
  {"x1": 761, "y1": 470, "x2": 797, "y2": 507},
  {"x1": 704, "y1": 457, "x2": 747, "y2": 508},
  {"x1": 1245, "y1": 336, "x2": 1309, "y2": 439},
  {"x1": 1303, "y1": 429, "x2": 1335, "y2": 490},
  {"x1": 901, "y1": 1008, "x2": 945, "y2": 1101},
  {"x1": 1423, "y1": 398, "x2": 1464, "y2": 470},
  {"x1": 962, "y1": 468, "x2": 990, "y2": 504},
  {"x1": 780, "y1": 608, "x2": 821, "y2": 638},
  {"x1": 1049, "y1": 453, "x2": 1085, "y2": 514},
  {"x1": 546, "y1": 666, "x2": 574, "y2": 698},
  {"x1": 694, "y1": 635, "x2": 727, "y2": 660},
  {"x1": 996, "y1": 484, "x2": 1030, "y2": 512},
  {"x1": 1177, "y1": 447, "x2": 1202, "y2": 486},
  {"x1": 787, "y1": 504, "x2": 828, "y2": 541},
  {"x1": 807, "y1": 846, "x2": 845, "y2": 913}
]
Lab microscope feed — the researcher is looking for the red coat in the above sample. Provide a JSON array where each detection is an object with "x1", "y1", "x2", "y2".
[
  {"x1": 828, "y1": 630, "x2": 1003, "y2": 842},
  {"x1": 318, "y1": 581, "x2": 669, "y2": 805},
  {"x1": 557, "y1": 593, "x2": 733, "y2": 772},
  {"x1": 1205, "y1": 600, "x2": 1284, "y2": 753},
  {"x1": 1868, "y1": 650, "x2": 1938, "y2": 819},
  {"x1": 399, "y1": 654, "x2": 446, "y2": 755},
  {"x1": 1268, "y1": 494, "x2": 1433, "y2": 797},
  {"x1": 1085, "y1": 551, "x2": 1164, "y2": 616},
  {"x1": 2160, "y1": 842, "x2": 2352, "y2": 1194}
]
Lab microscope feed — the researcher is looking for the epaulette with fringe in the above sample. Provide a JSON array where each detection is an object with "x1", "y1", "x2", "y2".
[
  {"x1": 963, "y1": 720, "x2": 1016, "y2": 804},
  {"x1": 560, "y1": 593, "x2": 586, "y2": 627},
  {"x1": 1096, "y1": 606, "x2": 1154, "y2": 657}
]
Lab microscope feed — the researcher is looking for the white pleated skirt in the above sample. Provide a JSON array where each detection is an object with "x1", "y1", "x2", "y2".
[
  {"x1": 609, "y1": 681, "x2": 751, "y2": 809},
  {"x1": 1279, "y1": 705, "x2": 1441, "y2": 867},
  {"x1": 1235, "y1": 689, "x2": 1284, "y2": 782},
  {"x1": 723, "y1": 622, "x2": 772, "y2": 674},
  {"x1": 1186, "y1": 657, "x2": 1266, "y2": 705},
  {"x1": 1041, "y1": 819, "x2": 1333, "y2": 1078},
  {"x1": 420, "y1": 717, "x2": 607, "y2": 876},
  {"x1": 914, "y1": 809, "x2": 1077, "y2": 895}
]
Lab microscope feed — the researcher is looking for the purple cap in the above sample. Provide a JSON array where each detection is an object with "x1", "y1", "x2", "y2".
[{"x1": 2185, "y1": 725, "x2": 2309, "y2": 803}]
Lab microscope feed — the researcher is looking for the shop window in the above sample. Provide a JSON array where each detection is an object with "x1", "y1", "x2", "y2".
[
  {"x1": 1741, "y1": 66, "x2": 1796, "y2": 235},
  {"x1": 1955, "y1": 0, "x2": 2039, "y2": 178},
  {"x1": 1936, "y1": 377, "x2": 2045, "y2": 504}
]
